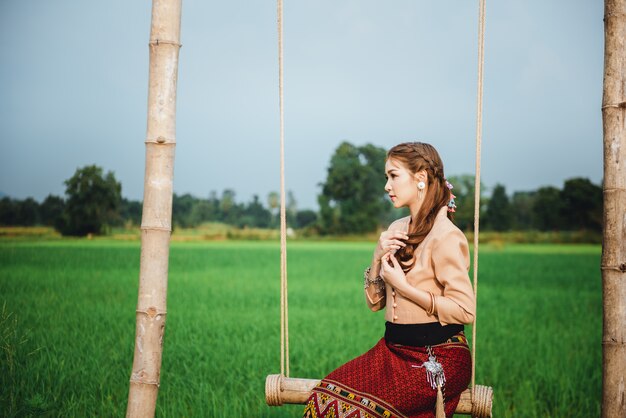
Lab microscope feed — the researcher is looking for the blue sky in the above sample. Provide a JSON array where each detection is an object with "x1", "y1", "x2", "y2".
[{"x1": 0, "y1": 0, "x2": 604, "y2": 209}]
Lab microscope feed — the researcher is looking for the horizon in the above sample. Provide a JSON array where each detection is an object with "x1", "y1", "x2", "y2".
[{"x1": 0, "y1": 168, "x2": 603, "y2": 209}]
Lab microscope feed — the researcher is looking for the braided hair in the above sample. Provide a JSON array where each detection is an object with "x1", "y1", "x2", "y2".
[{"x1": 387, "y1": 142, "x2": 452, "y2": 273}]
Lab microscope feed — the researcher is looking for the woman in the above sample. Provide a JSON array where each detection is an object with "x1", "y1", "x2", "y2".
[{"x1": 303, "y1": 142, "x2": 476, "y2": 418}]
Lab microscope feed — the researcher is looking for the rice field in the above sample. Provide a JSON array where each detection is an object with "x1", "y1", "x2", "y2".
[{"x1": 0, "y1": 240, "x2": 601, "y2": 417}]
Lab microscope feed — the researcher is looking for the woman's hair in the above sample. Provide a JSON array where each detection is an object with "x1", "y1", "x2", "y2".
[{"x1": 387, "y1": 142, "x2": 452, "y2": 272}]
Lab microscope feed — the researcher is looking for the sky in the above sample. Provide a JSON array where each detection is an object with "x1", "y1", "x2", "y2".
[{"x1": 0, "y1": 0, "x2": 604, "y2": 210}]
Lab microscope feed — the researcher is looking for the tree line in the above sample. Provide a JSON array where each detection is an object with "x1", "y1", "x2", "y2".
[
  {"x1": 315, "y1": 142, "x2": 602, "y2": 235},
  {"x1": 0, "y1": 165, "x2": 318, "y2": 235},
  {"x1": 0, "y1": 142, "x2": 602, "y2": 236}
]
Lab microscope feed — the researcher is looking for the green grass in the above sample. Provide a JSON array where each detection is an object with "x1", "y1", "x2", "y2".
[{"x1": 0, "y1": 240, "x2": 601, "y2": 417}]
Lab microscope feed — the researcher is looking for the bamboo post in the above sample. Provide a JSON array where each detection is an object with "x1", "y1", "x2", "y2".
[
  {"x1": 126, "y1": 1, "x2": 182, "y2": 417},
  {"x1": 602, "y1": 1, "x2": 626, "y2": 417}
]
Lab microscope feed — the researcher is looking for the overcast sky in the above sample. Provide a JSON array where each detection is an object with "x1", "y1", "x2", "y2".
[{"x1": 0, "y1": 0, "x2": 604, "y2": 209}]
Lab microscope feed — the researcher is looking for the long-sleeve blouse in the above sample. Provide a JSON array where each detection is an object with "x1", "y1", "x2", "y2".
[{"x1": 365, "y1": 206, "x2": 476, "y2": 326}]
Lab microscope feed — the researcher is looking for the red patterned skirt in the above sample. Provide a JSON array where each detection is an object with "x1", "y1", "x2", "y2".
[{"x1": 302, "y1": 334, "x2": 471, "y2": 418}]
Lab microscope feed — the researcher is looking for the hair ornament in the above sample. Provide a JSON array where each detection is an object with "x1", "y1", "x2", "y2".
[{"x1": 445, "y1": 178, "x2": 457, "y2": 213}]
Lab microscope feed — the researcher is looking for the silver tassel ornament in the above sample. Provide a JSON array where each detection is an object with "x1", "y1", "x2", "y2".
[
  {"x1": 413, "y1": 347, "x2": 447, "y2": 418},
  {"x1": 415, "y1": 354, "x2": 446, "y2": 390}
]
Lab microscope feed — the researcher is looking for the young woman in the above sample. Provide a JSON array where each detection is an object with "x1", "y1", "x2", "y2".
[{"x1": 303, "y1": 142, "x2": 476, "y2": 418}]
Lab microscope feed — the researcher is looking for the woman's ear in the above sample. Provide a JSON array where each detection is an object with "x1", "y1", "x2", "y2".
[{"x1": 414, "y1": 170, "x2": 428, "y2": 184}]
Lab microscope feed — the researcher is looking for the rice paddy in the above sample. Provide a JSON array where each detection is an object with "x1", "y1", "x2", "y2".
[{"x1": 0, "y1": 240, "x2": 601, "y2": 417}]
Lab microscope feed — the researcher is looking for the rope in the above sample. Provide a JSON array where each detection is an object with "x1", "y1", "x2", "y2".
[
  {"x1": 277, "y1": 0, "x2": 290, "y2": 378},
  {"x1": 265, "y1": 374, "x2": 283, "y2": 406},
  {"x1": 471, "y1": 0, "x2": 487, "y2": 398},
  {"x1": 274, "y1": 0, "x2": 487, "y2": 394},
  {"x1": 471, "y1": 385, "x2": 493, "y2": 417}
]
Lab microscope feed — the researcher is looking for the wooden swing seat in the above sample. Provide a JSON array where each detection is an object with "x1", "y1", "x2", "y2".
[{"x1": 266, "y1": 374, "x2": 493, "y2": 417}]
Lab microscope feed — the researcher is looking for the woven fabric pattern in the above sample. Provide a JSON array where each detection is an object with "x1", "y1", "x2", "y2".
[{"x1": 303, "y1": 337, "x2": 471, "y2": 418}]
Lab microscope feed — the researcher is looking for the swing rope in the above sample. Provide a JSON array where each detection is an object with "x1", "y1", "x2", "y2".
[
  {"x1": 277, "y1": 0, "x2": 289, "y2": 378},
  {"x1": 471, "y1": 0, "x2": 486, "y2": 397},
  {"x1": 275, "y1": 0, "x2": 489, "y2": 410}
]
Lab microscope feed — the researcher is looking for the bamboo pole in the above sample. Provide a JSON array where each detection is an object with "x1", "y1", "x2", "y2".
[
  {"x1": 265, "y1": 375, "x2": 493, "y2": 417},
  {"x1": 126, "y1": 1, "x2": 182, "y2": 417},
  {"x1": 602, "y1": 1, "x2": 626, "y2": 417}
]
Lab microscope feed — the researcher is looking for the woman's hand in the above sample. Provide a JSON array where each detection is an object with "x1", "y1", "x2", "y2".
[
  {"x1": 380, "y1": 253, "x2": 408, "y2": 292},
  {"x1": 374, "y1": 230, "x2": 409, "y2": 261}
]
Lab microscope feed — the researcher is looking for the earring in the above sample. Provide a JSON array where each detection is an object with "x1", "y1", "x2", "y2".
[{"x1": 417, "y1": 181, "x2": 426, "y2": 190}]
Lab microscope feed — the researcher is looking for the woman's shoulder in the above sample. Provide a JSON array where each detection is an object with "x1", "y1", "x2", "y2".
[
  {"x1": 431, "y1": 208, "x2": 468, "y2": 243},
  {"x1": 387, "y1": 216, "x2": 411, "y2": 232}
]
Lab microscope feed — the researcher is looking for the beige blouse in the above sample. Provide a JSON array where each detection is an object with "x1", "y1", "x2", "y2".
[{"x1": 365, "y1": 206, "x2": 476, "y2": 326}]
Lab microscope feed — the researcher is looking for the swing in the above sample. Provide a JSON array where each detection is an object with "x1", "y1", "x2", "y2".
[{"x1": 265, "y1": 1, "x2": 493, "y2": 416}]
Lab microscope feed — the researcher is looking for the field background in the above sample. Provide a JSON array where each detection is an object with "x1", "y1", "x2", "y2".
[{"x1": 0, "y1": 240, "x2": 601, "y2": 417}]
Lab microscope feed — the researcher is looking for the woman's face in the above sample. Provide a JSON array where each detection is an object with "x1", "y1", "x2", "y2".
[{"x1": 384, "y1": 158, "x2": 423, "y2": 209}]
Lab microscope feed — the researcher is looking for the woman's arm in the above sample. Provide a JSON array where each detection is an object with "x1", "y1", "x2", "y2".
[
  {"x1": 379, "y1": 254, "x2": 431, "y2": 311},
  {"x1": 364, "y1": 227, "x2": 409, "y2": 311},
  {"x1": 430, "y1": 229, "x2": 476, "y2": 325},
  {"x1": 379, "y1": 229, "x2": 476, "y2": 325},
  {"x1": 364, "y1": 257, "x2": 385, "y2": 311}
]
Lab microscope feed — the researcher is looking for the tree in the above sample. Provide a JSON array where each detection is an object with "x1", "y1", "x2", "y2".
[
  {"x1": 0, "y1": 197, "x2": 17, "y2": 225},
  {"x1": 172, "y1": 193, "x2": 196, "y2": 227},
  {"x1": 509, "y1": 191, "x2": 535, "y2": 230},
  {"x1": 267, "y1": 191, "x2": 279, "y2": 215},
  {"x1": 59, "y1": 165, "x2": 121, "y2": 236},
  {"x1": 317, "y1": 193, "x2": 339, "y2": 233},
  {"x1": 14, "y1": 198, "x2": 40, "y2": 226},
  {"x1": 532, "y1": 186, "x2": 562, "y2": 231},
  {"x1": 287, "y1": 190, "x2": 297, "y2": 227},
  {"x1": 560, "y1": 177, "x2": 602, "y2": 231},
  {"x1": 445, "y1": 174, "x2": 485, "y2": 231},
  {"x1": 484, "y1": 184, "x2": 511, "y2": 231},
  {"x1": 267, "y1": 190, "x2": 298, "y2": 228},
  {"x1": 317, "y1": 142, "x2": 389, "y2": 234},
  {"x1": 207, "y1": 190, "x2": 220, "y2": 218},
  {"x1": 40, "y1": 195, "x2": 65, "y2": 227},
  {"x1": 0, "y1": 197, "x2": 41, "y2": 226},
  {"x1": 186, "y1": 201, "x2": 209, "y2": 226},
  {"x1": 295, "y1": 209, "x2": 318, "y2": 228},
  {"x1": 120, "y1": 198, "x2": 142, "y2": 226},
  {"x1": 220, "y1": 189, "x2": 240, "y2": 225},
  {"x1": 240, "y1": 195, "x2": 272, "y2": 228}
]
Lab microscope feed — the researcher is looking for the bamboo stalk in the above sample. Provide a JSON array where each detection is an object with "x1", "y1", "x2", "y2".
[
  {"x1": 265, "y1": 375, "x2": 493, "y2": 417},
  {"x1": 126, "y1": 1, "x2": 182, "y2": 417},
  {"x1": 602, "y1": 1, "x2": 626, "y2": 417}
]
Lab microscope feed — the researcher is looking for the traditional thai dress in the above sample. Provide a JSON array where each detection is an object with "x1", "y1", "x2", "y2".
[{"x1": 303, "y1": 207, "x2": 476, "y2": 418}]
